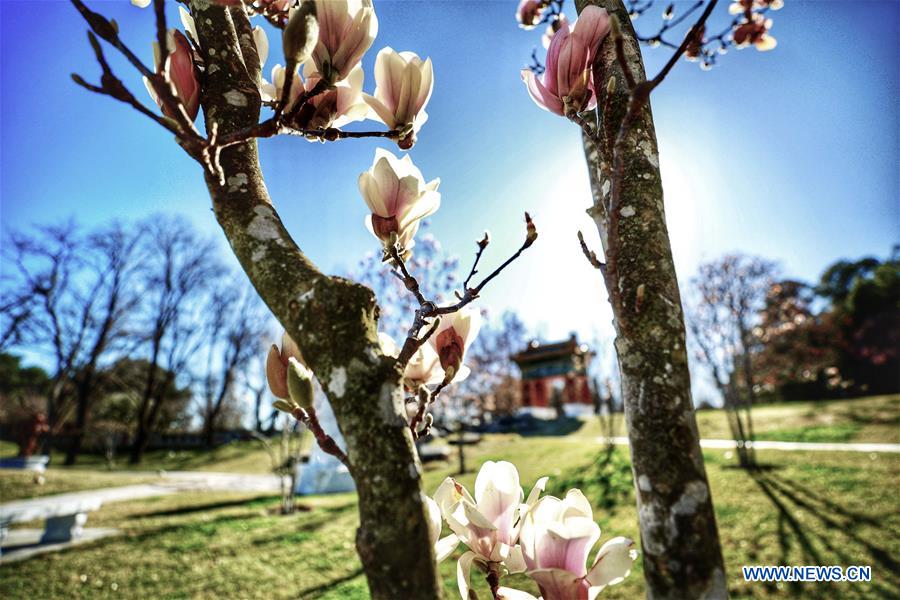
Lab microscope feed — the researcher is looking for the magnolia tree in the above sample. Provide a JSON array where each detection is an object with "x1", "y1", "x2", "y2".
[
  {"x1": 69, "y1": 0, "x2": 632, "y2": 597},
  {"x1": 515, "y1": 0, "x2": 781, "y2": 597}
]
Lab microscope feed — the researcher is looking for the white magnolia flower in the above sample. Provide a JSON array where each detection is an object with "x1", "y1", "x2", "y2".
[
  {"x1": 358, "y1": 148, "x2": 440, "y2": 253},
  {"x1": 425, "y1": 495, "x2": 462, "y2": 563},
  {"x1": 378, "y1": 333, "x2": 445, "y2": 390},
  {"x1": 428, "y1": 307, "x2": 481, "y2": 382},
  {"x1": 432, "y1": 461, "x2": 548, "y2": 599},
  {"x1": 363, "y1": 47, "x2": 434, "y2": 147},
  {"x1": 311, "y1": 0, "x2": 378, "y2": 83},
  {"x1": 263, "y1": 61, "x2": 368, "y2": 134},
  {"x1": 506, "y1": 491, "x2": 637, "y2": 599}
]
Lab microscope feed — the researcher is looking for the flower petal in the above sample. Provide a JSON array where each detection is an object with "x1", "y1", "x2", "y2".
[{"x1": 585, "y1": 536, "x2": 637, "y2": 589}]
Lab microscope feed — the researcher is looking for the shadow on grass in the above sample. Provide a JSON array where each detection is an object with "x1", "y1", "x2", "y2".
[
  {"x1": 519, "y1": 417, "x2": 585, "y2": 437},
  {"x1": 128, "y1": 495, "x2": 279, "y2": 519},
  {"x1": 750, "y1": 468, "x2": 900, "y2": 598},
  {"x1": 297, "y1": 568, "x2": 364, "y2": 598},
  {"x1": 547, "y1": 446, "x2": 632, "y2": 510}
]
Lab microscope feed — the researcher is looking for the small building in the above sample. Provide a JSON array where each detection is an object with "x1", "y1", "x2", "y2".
[{"x1": 511, "y1": 334, "x2": 594, "y2": 418}]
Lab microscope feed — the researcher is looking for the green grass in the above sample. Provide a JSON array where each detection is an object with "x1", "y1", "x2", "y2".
[
  {"x1": 1, "y1": 395, "x2": 897, "y2": 598},
  {"x1": 572, "y1": 394, "x2": 900, "y2": 444},
  {"x1": 0, "y1": 469, "x2": 161, "y2": 502},
  {"x1": 754, "y1": 424, "x2": 861, "y2": 443},
  {"x1": 2, "y1": 437, "x2": 898, "y2": 599}
]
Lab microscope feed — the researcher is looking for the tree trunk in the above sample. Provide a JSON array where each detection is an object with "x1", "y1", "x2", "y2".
[
  {"x1": 64, "y1": 370, "x2": 95, "y2": 466},
  {"x1": 577, "y1": 1, "x2": 727, "y2": 597},
  {"x1": 189, "y1": 4, "x2": 443, "y2": 598}
]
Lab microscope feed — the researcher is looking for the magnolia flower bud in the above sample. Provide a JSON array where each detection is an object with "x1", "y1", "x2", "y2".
[
  {"x1": 283, "y1": 1, "x2": 318, "y2": 67},
  {"x1": 266, "y1": 332, "x2": 304, "y2": 399},
  {"x1": 478, "y1": 231, "x2": 491, "y2": 250},
  {"x1": 272, "y1": 399, "x2": 296, "y2": 414},
  {"x1": 429, "y1": 308, "x2": 480, "y2": 383},
  {"x1": 287, "y1": 357, "x2": 314, "y2": 409},
  {"x1": 524, "y1": 212, "x2": 538, "y2": 247}
]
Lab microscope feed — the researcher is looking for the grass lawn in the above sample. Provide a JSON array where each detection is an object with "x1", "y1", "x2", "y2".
[
  {"x1": 0, "y1": 469, "x2": 161, "y2": 502},
  {"x1": 2, "y1": 395, "x2": 897, "y2": 598},
  {"x1": 571, "y1": 394, "x2": 900, "y2": 444},
  {"x1": 2, "y1": 432, "x2": 898, "y2": 599}
]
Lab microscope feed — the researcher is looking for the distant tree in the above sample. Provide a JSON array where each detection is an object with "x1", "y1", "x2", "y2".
[
  {"x1": 245, "y1": 349, "x2": 277, "y2": 434},
  {"x1": 687, "y1": 254, "x2": 779, "y2": 467},
  {"x1": 817, "y1": 251, "x2": 900, "y2": 394},
  {"x1": 130, "y1": 217, "x2": 221, "y2": 464},
  {"x1": 461, "y1": 310, "x2": 529, "y2": 416},
  {"x1": 349, "y1": 226, "x2": 459, "y2": 341},
  {"x1": 91, "y1": 357, "x2": 193, "y2": 462},
  {"x1": 753, "y1": 280, "x2": 843, "y2": 400},
  {"x1": 3, "y1": 221, "x2": 143, "y2": 463},
  {"x1": 0, "y1": 353, "x2": 50, "y2": 421},
  {"x1": 200, "y1": 285, "x2": 269, "y2": 447}
]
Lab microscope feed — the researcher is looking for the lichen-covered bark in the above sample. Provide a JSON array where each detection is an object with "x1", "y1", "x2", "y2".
[
  {"x1": 577, "y1": 1, "x2": 727, "y2": 598},
  {"x1": 188, "y1": 3, "x2": 442, "y2": 598}
]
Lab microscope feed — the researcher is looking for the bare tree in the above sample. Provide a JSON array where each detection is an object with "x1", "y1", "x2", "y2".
[
  {"x1": 461, "y1": 310, "x2": 529, "y2": 415},
  {"x1": 200, "y1": 285, "x2": 269, "y2": 448},
  {"x1": 129, "y1": 217, "x2": 221, "y2": 464},
  {"x1": 687, "y1": 254, "x2": 779, "y2": 468},
  {"x1": 64, "y1": 224, "x2": 144, "y2": 464},
  {"x1": 4, "y1": 222, "x2": 142, "y2": 463}
]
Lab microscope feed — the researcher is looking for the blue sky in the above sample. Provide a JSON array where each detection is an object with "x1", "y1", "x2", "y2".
[{"x1": 1, "y1": 0, "x2": 898, "y2": 372}]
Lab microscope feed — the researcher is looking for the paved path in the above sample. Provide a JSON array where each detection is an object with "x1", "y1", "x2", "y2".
[
  {"x1": 2, "y1": 471, "x2": 281, "y2": 515},
  {"x1": 595, "y1": 436, "x2": 900, "y2": 453},
  {"x1": 0, "y1": 471, "x2": 282, "y2": 563}
]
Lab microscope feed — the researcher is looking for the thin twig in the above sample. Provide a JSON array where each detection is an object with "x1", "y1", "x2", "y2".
[
  {"x1": 293, "y1": 406, "x2": 350, "y2": 468},
  {"x1": 71, "y1": 0, "x2": 203, "y2": 141},
  {"x1": 577, "y1": 230, "x2": 605, "y2": 272},
  {"x1": 462, "y1": 232, "x2": 490, "y2": 291},
  {"x1": 389, "y1": 247, "x2": 429, "y2": 305},
  {"x1": 153, "y1": 0, "x2": 169, "y2": 72},
  {"x1": 71, "y1": 33, "x2": 183, "y2": 139},
  {"x1": 650, "y1": 0, "x2": 719, "y2": 88}
]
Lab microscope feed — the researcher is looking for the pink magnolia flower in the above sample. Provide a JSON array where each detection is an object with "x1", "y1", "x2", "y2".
[
  {"x1": 266, "y1": 332, "x2": 304, "y2": 399},
  {"x1": 505, "y1": 490, "x2": 637, "y2": 600},
  {"x1": 298, "y1": 63, "x2": 369, "y2": 131},
  {"x1": 521, "y1": 6, "x2": 611, "y2": 116},
  {"x1": 542, "y1": 14, "x2": 568, "y2": 49},
  {"x1": 311, "y1": 0, "x2": 378, "y2": 84},
  {"x1": 428, "y1": 307, "x2": 481, "y2": 382},
  {"x1": 262, "y1": 61, "x2": 369, "y2": 132},
  {"x1": 363, "y1": 47, "x2": 434, "y2": 149},
  {"x1": 432, "y1": 461, "x2": 548, "y2": 599},
  {"x1": 358, "y1": 148, "x2": 440, "y2": 254},
  {"x1": 144, "y1": 29, "x2": 201, "y2": 121},
  {"x1": 732, "y1": 13, "x2": 777, "y2": 51},
  {"x1": 377, "y1": 332, "x2": 445, "y2": 390},
  {"x1": 516, "y1": 0, "x2": 548, "y2": 30}
]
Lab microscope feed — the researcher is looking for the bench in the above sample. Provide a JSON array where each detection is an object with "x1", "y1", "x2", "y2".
[
  {"x1": 0, "y1": 495, "x2": 103, "y2": 547},
  {"x1": 417, "y1": 444, "x2": 451, "y2": 463}
]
